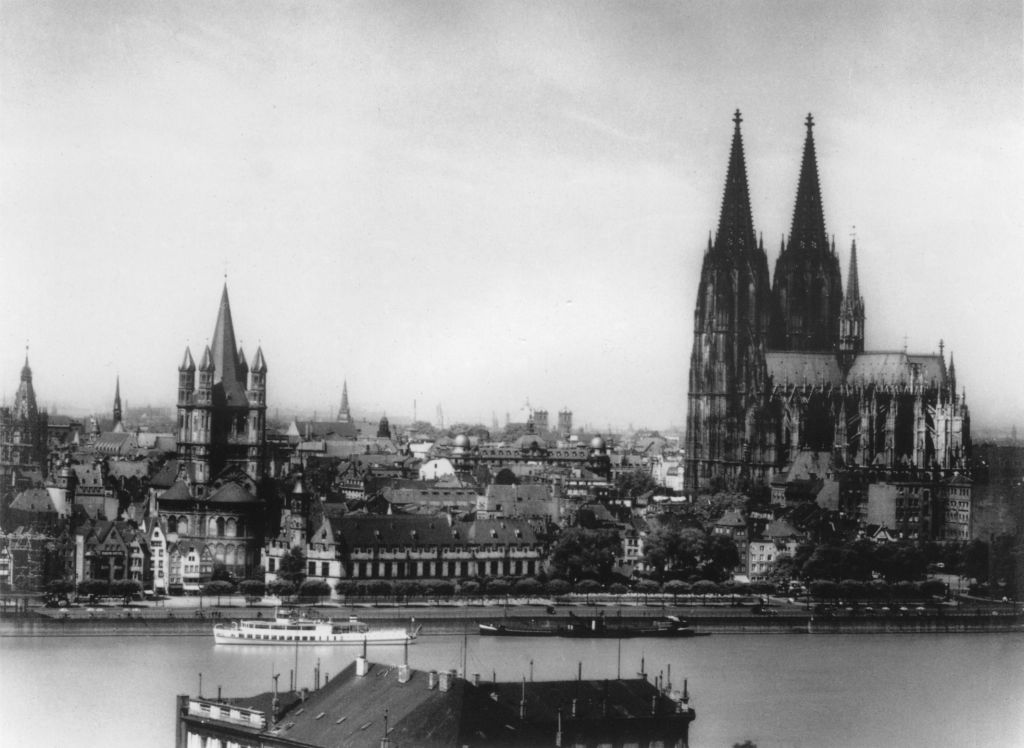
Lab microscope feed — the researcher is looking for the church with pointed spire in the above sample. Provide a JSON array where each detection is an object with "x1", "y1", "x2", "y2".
[
  {"x1": 685, "y1": 112, "x2": 970, "y2": 495},
  {"x1": 176, "y1": 285, "x2": 268, "y2": 492},
  {"x1": 0, "y1": 350, "x2": 49, "y2": 523}
]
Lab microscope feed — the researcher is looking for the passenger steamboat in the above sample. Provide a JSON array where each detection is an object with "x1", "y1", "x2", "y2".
[{"x1": 213, "y1": 609, "x2": 419, "y2": 645}]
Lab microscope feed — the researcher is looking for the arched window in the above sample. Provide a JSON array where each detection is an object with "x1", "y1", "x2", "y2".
[
  {"x1": 216, "y1": 517, "x2": 225, "y2": 537},
  {"x1": 208, "y1": 517, "x2": 218, "y2": 537},
  {"x1": 225, "y1": 518, "x2": 237, "y2": 538},
  {"x1": 167, "y1": 516, "x2": 177, "y2": 534},
  {"x1": 177, "y1": 516, "x2": 189, "y2": 535}
]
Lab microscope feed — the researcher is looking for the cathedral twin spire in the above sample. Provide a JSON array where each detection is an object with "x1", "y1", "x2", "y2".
[{"x1": 714, "y1": 110, "x2": 758, "y2": 254}]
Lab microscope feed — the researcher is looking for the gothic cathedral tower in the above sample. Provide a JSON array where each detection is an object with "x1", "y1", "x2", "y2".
[
  {"x1": 769, "y1": 115, "x2": 844, "y2": 352},
  {"x1": 685, "y1": 111, "x2": 772, "y2": 490}
]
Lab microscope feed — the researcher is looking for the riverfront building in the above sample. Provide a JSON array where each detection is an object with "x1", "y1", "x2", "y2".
[{"x1": 175, "y1": 655, "x2": 696, "y2": 747}]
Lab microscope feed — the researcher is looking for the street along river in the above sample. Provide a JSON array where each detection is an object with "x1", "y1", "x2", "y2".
[{"x1": 1, "y1": 627, "x2": 1022, "y2": 747}]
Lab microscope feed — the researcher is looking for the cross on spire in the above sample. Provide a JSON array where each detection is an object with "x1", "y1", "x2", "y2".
[
  {"x1": 733, "y1": 109, "x2": 742, "y2": 126},
  {"x1": 805, "y1": 112, "x2": 814, "y2": 131}
]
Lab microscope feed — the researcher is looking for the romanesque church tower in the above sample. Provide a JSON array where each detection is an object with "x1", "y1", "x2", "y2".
[
  {"x1": 176, "y1": 285, "x2": 267, "y2": 494},
  {"x1": 768, "y1": 115, "x2": 844, "y2": 352},
  {"x1": 684, "y1": 111, "x2": 773, "y2": 490}
]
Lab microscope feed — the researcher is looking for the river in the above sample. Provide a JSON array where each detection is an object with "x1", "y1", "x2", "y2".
[{"x1": 1, "y1": 629, "x2": 1022, "y2": 747}]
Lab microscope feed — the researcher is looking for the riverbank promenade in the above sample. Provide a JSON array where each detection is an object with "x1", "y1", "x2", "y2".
[{"x1": 4, "y1": 593, "x2": 1021, "y2": 636}]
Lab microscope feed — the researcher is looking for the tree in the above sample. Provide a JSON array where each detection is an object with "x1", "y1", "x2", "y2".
[
  {"x1": 334, "y1": 580, "x2": 357, "y2": 598},
  {"x1": 663, "y1": 579, "x2": 691, "y2": 604},
  {"x1": 809, "y1": 580, "x2": 839, "y2": 603},
  {"x1": 268, "y1": 580, "x2": 296, "y2": 598},
  {"x1": 701, "y1": 534, "x2": 740, "y2": 582},
  {"x1": 642, "y1": 527, "x2": 705, "y2": 580},
  {"x1": 838, "y1": 579, "x2": 866, "y2": 601},
  {"x1": 608, "y1": 582, "x2": 629, "y2": 595},
  {"x1": 691, "y1": 579, "x2": 718, "y2": 600},
  {"x1": 545, "y1": 578, "x2": 571, "y2": 597},
  {"x1": 239, "y1": 579, "x2": 265, "y2": 604},
  {"x1": 615, "y1": 470, "x2": 658, "y2": 500},
  {"x1": 547, "y1": 528, "x2": 620, "y2": 583},
  {"x1": 486, "y1": 579, "x2": 511, "y2": 598},
  {"x1": 278, "y1": 548, "x2": 307, "y2": 585},
  {"x1": 80, "y1": 579, "x2": 110, "y2": 598},
  {"x1": 574, "y1": 578, "x2": 602, "y2": 604},
  {"x1": 110, "y1": 579, "x2": 143, "y2": 605},
  {"x1": 960, "y1": 539, "x2": 988, "y2": 581},
  {"x1": 512, "y1": 577, "x2": 542, "y2": 597},
  {"x1": 46, "y1": 579, "x2": 75, "y2": 602},
  {"x1": 765, "y1": 553, "x2": 797, "y2": 589},
  {"x1": 298, "y1": 579, "x2": 331, "y2": 603},
  {"x1": 201, "y1": 580, "x2": 235, "y2": 606},
  {"x1": 458, "y1": 580, "x2": 481, "y2": 598}
]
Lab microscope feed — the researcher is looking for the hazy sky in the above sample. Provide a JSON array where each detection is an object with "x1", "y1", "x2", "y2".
[{"x1": 2, "y1": 1, "x2": 1021, "y2": 432}]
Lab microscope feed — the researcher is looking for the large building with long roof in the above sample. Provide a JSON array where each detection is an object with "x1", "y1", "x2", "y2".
[{"x1": 685, "y1": 112, "x2": 970, "y2": 492}]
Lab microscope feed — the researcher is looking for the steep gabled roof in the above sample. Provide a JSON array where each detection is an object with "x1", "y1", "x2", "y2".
[{"x1": 765, "y1": 352, "x2": 843, "y2": 387}]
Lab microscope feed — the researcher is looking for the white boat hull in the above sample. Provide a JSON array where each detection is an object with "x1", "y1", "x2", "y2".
[
  {"x1": 213, "y1": 610, "x2": 419, "y2": 645},
  {"x1": 213, "y1": 629, "x2": 415, "y2": 645}
]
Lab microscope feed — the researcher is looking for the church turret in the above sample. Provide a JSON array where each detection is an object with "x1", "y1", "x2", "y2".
[
  {"x1": 685, "y1": 110, "x2": 772, "y2": 490},
  {"x1": 769, "y1": 114, "x2": 844, "y2": 351},
  {"x1": 197, "y1": 345, "x2": 214, "y2": 404},
  {"x1": 238, "y1": 346, "x2": 249, "y2": 387},
  {"x1": 839, "y1": 239, "x2": 865, "y2": 370},
  {"x1": 245, "y1": 346, "x2": 267, "y2": 480}
]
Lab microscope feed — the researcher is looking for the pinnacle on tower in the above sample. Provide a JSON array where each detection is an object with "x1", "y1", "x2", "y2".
[
  {"x1": 714, "y1": 109, "x2": 757, "y2": 253},
  {"x1": 251, "y1": 346, "x2": 267, "y2": 373},
  {"x1": 845, "y1": 238, "x2": 861, "y2": 301},
  {"x1": 179, "y1": 346, "x2": 196, "y2": 372},
  {"x1": 789, "y1": 113, "x2": 828, "y2": 253},
  {"x1": 199, "y1": 345, "x2": 214, "y2": 372}
]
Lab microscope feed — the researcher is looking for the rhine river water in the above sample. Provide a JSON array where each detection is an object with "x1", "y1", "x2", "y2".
[{"x1": 2, "y1": 629, "x2": 1022, "y2": 747}]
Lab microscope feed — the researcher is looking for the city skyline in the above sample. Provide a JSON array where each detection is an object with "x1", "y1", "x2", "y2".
[{"x1": 2, "y1": 1, "x2": 1021, "y2": 431}]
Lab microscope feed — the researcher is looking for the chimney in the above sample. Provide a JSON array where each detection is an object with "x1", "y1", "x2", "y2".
[
  {"x1": 650, "y1": 694, "x2": 658, "y2": 715},
  {"x1": 472, "y1": 673, "x2": 480, "y2": 687},
  {"x1": 571, "y1": 698, "x2": 577, "y2": 718},
  {"x1": 398, "y1": 664, "x2": 411, "y2": 684},
  {"x1": 519, "y1": 677, "x2": 526, "y2": 720},
  {"x1": 301, "y1": 688, "x2": 309, "y2": 703},
  {"x1": 356, "y1": 656, "x2": 369, "y2": 677},
  {"x1": 427, "y1": 670, "x2": 439, "y2": 690}
]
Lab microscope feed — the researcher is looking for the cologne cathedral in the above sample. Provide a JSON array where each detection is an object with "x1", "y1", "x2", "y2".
[{"x1": 684, "y1": 112, "x2": 970, "y2": 491}]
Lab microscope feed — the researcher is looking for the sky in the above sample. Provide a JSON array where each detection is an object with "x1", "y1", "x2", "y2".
[{"x1": 1, "y1": 1, "x2": 1021, "y2": 433}]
